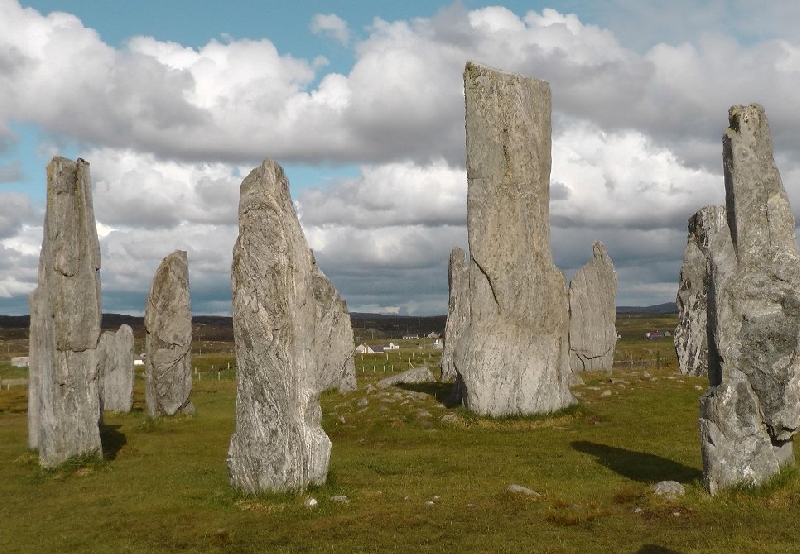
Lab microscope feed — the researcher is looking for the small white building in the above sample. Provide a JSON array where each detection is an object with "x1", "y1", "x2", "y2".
[
  {"x1": 386, "y1": 343, "x2": 400, "y2": 350},
  {"x1": 11, "y1": 356, "x2": 28, "y2": 368},
  {"x1": 355, "y1": 344, "x2": 375, "y2": 354}
]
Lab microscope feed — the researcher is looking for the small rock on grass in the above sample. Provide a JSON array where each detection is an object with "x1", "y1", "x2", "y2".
[
  {"x1": 330, "y1": 495, "x2": 348, "y2": 503},
  {"x1": 601, "y1": 390, "x2": 612, "y2": 397},
  {"x1": 653, "y1": 481, "x2": 685, "y2": 501},
  {"x1": 304, "y1": 498, "x2": 318, "y2": 508},
  {"x1": 506, "y1": 484, "x2": 541, "y2": 496}
]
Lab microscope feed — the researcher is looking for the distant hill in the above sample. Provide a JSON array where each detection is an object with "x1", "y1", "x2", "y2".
[{"x1": 616, "y1": 302, "x2": 677, "y2": 315}]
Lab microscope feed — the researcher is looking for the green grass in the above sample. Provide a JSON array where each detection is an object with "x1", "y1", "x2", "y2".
[{"x1": 2, "y1": 325, "x2": 800, "y2": 552}]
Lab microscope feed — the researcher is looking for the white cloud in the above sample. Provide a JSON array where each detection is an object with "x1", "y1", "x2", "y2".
[
  {"x1": 4, "y1": 1, "x2": 800, "y2": 315},
  {"x1": 310, "y1": 13, "x2": 350, "y2": 46}
]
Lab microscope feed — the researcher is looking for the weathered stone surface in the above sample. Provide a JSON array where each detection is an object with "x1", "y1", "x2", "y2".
[
  {"x1": 29, "y1": 157, "x2": 102, "y2": 467},
  {"x1": 98, "y1": 324, "x2": 134, "y2": 413},
  {"x1": 700, "y1": 104, "x2": 800, "y2": 494},
  {"x1": 452, "y1": 62, "x2": 575, "y2": 416},
  {"x1": 568, "y1": 242, "x2": 617, "y2": 372},
  {"x1": 653, "y1": 481, "x2": 685, "y2": 500},
  {"x1": 674, "y1": 206, "x2": 726, "y2": 377},
  {"x1": 144, "y1": 250, "x2": 194, "y2": 418},
  {"x1": 228, "y1": 159, "x2": 339, "y2": 493},
  {"x1": 311, "y1": 255, "x2": 357, "y2": 392},
  {"x1": 377, "y1": 366, "x2": 436, "y2": 388},
  {"x1": 440, "y1": 247, "x2": 469, "y2": 381},
  {"x1": 27, "y1": 287, "x2": 41, "y2": 450}
]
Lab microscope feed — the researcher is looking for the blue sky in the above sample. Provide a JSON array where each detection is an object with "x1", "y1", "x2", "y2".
[{"x1": 2, "y1": 0, "x2": 800, "y2": 316}]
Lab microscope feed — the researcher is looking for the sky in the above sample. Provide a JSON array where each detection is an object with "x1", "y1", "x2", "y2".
[{"x1": 2, "y1": 1, "x2": 800, "y2": 316}]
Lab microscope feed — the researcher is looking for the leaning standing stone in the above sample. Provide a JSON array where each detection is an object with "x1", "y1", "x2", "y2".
[
  {"x1": 441, "y1": 246, "x2": 469, "y2": 381},
  {"x1": 568, "y1": 241, "x2": 617, "y2": 372},
  {"x1": 453, "y1": 62, "x2": 575, "y2": 416},
  {"x1": 144, "y1": 250, "x2": 194, "y2": 417},
  {"x1": 700, "y1": 104, "x2": 800, "y2": 494},
  {"x1": 98, "y1": 324, "x2": 135, "y2": 413},
  {"x1": 311, "y1": 256, "x2": 357, "y2": 392},
  {"x1": 227, "y1": 159, "x2": 334, "y2": 492},
  {"x1": 674, "y1": 205, "x2": 726, "y2": 377},
  {"x1": 30, "y1": 157, "x2": 102, "y2": 467}
]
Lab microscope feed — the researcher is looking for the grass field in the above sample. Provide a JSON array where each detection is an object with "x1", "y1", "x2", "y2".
[{"x1": 2, "y1": 316, "x2": 800, "y2": 552}]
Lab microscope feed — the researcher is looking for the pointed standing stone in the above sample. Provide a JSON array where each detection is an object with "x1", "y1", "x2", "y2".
[
  {"x1": 674, "y1": 206, "x2": 726, "y2": 377},
  {"x1": 568, "y1": 242, "x2": 617, "y2": 373},
  {"x1": 312, "y1": 255, "x2": 357, "y2": 392},
  {"x1": 453, "y1": 62, "x2": 575, "y2": 416},
  {"x1": 144, "y1": 250, "x2": 194, "y2": 417},
  {"x1": 700, "y1": 104, "x2": 800, "y2": 494},
  {"x1": 29, "y1": 157, "x2": 102, "y2": 467},
  {"x1": 228, "y1": 159, "x2": 345, "y2": 492},
  {"x1": 98, "y1": 324, "x2": 135, "y2": 413},
  {"x1": 441, "y1": 246, "x2": 469, "y2": 381}
]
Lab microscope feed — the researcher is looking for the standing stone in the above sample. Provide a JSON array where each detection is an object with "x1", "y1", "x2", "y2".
[
  {"x1": 452, "y1": 62, "x2": 575, "y2": 416},
  {"x1": 229, "y1": 159, "x2": 346, "y2": 492},
  {"x1": 700, "y1": 104, "x2": 800, "y2": 494},
  {"x1": 674, "y1": 206, "x2": 726, "y2": 376},
  {"x1": 98, "y1": 324, "x2": 135, "y2": 413},
  {"x1": 27, "y1": 287, "x2": 41, "y2": 450},
  {"x1": 312, "y1": 255, "x2": 357, "y2": 392},
  {"x1": 440, "y1": 247, "x2": 469, "y2": 381},
  {"x1": 144, "y1": 250, "x2": 194, "y2": 418},
  {"x1": 568, "y1": 242, "x2": 617, "y2": 372},
  {"x1": 29, "y1": 157, "x2": 102, "y2": 467}
]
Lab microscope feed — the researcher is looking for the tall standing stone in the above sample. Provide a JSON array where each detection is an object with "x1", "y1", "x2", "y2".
[
  {"x1": 98, "y1": 324, "x2": 135, "y2": 413},
  {"x1": 229, "y1": 159, "x2": 352, "y2": 492},
  {"x1": 452, "y1": 62, "x2": 575, "y2": 416},
  {"x1": 674, "y1": 206, "x2": 726, "y2": 377},
  {"x1": 700, "y1": 104, "x2": 800, "y2": 494},
  {"x1": 29, "y1": 157, "x2": 102, "y2": 467},
  {"x1": 312, "y1": 255, "x2": 357, "y2": 392},
  {"x1": 144, "y1": 250, "x2": 194, "y2": 418},
  {"x1": 568, "y1": 242, "x2": 617, "y2": 372},
  {"x1": 441, "y1": 246, "x2": 469, "y2": 381}
]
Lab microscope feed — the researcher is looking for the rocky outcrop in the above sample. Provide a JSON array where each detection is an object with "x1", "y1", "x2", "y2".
[
  {"x1": 98, "y1": 324, "x2": 135, "y2": 413},
  {"x1": 452, "y1": 62, "x2": 575, "y2": 416},
  {"x1": 311, "y1": 256, "x2": 357, "y2": 392},
  {"x1": 228, "y1": 159, "x2": 349, "y2": 492},
  {"x1": 700, "y1": 104, "x2": 800, "y2": 494},
  {"x1": 674, "y1": 206, "x2": 726, "y2": 377},
  {"x1": 568, "y1": 242, "x2": 617, "y2": 372},
  {"x1": 29, "y1": 157, "x2": 102, "y2": 467},
  {"x1": 144, "y1": 250, "x2": 194, "y2": 418},
  {"x1": 440, "y1": 247, "x2": 469, "y2": 381}
]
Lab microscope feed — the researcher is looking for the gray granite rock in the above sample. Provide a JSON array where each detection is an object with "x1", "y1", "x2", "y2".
[
  {"x1": 674, "y1": 206, "x2": 726, "y2": 376},
  {"x1": 453, "y1": 62, "x2": 575, "y2": 416},
  {"x1": 227, "y1": 159, "x2": 334, "y2": 493},
  {"x1": 311, "y1": 255, "x2": 357, "y2": 392},
  {"x1": 144, "y1": 250, "x2": 194, "y2": 418},
  {"x1": 98, "y1": 324, "x2": 135, "y2": 413},
  {"x1": 377, "y1": 366, "x2": 436, "y2": 388},
  {"x1": 568, "y1": 242, "x2": 617, "y2": 372},
  {"x1": 441, "y1": 246, "x2": 469, "y2": 381},
  {"x1": 29, "y1": 157, "x2": 102, "y2": 467},
  {"x1": 653, "y1": 481, "x2": 685, "y2": 500},
  {"x1": 700, "y1": 104, "x2": 800, "y2": 494}
]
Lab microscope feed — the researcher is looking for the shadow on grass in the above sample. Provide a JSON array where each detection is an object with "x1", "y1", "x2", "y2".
[
  {"x1": 572, "y1": 441, "x2": 701, "y2": 483},
  {"x1": 395, "y1": 381, "x2": 459, "y2": 407},
  {"x1": 637, "y1": 546, "x2": 681, "y2": 554},
  {"x1": 100, "y1": 424, "x2": 127, "y2": 461}
]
